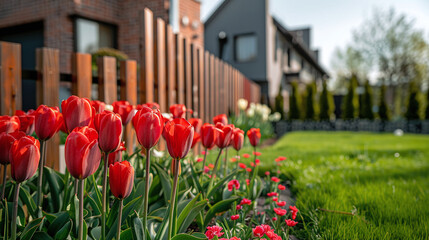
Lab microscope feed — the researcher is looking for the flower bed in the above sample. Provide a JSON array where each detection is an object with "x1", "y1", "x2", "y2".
[{"x1": 0, "y1": 96, "x2": 295, "y2": 240}]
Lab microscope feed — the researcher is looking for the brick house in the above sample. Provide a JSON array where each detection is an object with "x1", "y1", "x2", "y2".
[{"x1": 0, "y1": 0, "x2": 203, "y2": 109}]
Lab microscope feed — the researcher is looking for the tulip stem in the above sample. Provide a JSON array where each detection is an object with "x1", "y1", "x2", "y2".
[
  {"x1": 101, "y1": 153, "x2": 108, "y2": 240},
  {"x1": 208, "y1": 149, "x2": 223, "y2": 192},
  {"x1": 223, "y1": 148, "x2": 228, "y2": 177},
  {"x1": 117, "y1": 199, "x2": 123, "y2": 240},
  {"x1": 1, "y1": 164, "x2": 7, "y2": 200},
  {"x1": 11, "y1": 182, "x2": 21, "y2": 240},
  {"x1": 168, "y1": 158, "x2": 180, "y2": 240},
  {"x1": 201, "y1": 147, "x2": 208, "y2": 171},
  {"x1": 142, "y1": 148, "x2": 151, "y2": 239},
  {"x1": 78, "y1": 179, "x2": 84, "y2": 240},
  {"x1": 37, "y1": 140, "x2": 46, "y2": 216}
]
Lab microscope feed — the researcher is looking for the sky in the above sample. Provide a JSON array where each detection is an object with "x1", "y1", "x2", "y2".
[{"x1": 201, "y1": 0, "x2": 429, "y2": 75}]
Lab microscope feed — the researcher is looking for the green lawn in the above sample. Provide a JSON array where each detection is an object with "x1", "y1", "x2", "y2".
[{"x1": 257, "y1": 132, "x2": 429, "y2": 240}]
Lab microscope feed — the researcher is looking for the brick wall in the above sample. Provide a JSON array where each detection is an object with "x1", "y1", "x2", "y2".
[{"x1": 0, "y1": 0, "x2": 203, "y2": 74}]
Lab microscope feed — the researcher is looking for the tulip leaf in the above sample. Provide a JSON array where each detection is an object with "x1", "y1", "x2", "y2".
[
  {"x1": 47, "y1": 212, "x2": 70, "y2": 236},
  {"x1": 19, "y1": 187, "x2": 37, "y2": 218},
  {"x1": 42, "y1": 211, "x2": 58, "y2": 224},
  {"x1": 178, "y1": 200, "x2": 208, "y2": 233},
  {"x1": 207, "y1": 170, "x2": 237, "y2": 199},
  {"x1": 177, "y1": 193, "x2": 200, "y2": 229},
  {"x1": 20, "y1": 217, "x2": 45, "y2": 240},
  {"x1": 131, "y1": 217, "x2": 144, "y2": 240},
  {"x1": 203, "y1": 197, "x2": 240, "y2": 229},
  {"x1": 91, "y1": 226, "x2": 101, "y2": 239},
  {"x1": 54, "y1": 219, "x2": 72, "y2": 240},
  {"x1": 189, "y1": 163, "x2": 204, "y2": 194},
  {"x1": 120, "y1": 228, "x2": 133, "y2": 239},
  {"x1": 153, "y1": 163, "x2": 171, "y2": 202},
  {"x1": 91, "y1": 175, "x2": 103, "y2": 212},
  {"x1": 32, "y1": 231, "x2": 54, "y2": 240},
  {"x1": 85, "y1": 194, "x2": 101, "y2": 216},
  {"x1": 170, "y1": 233, "x2": 207, "y2": 240},
  {"x1": 1, "y1": 200, "x2": 8, "y2": 239},
  {"x1": 106, "y1": 199, "x2": 119, "y2": 228},
  {"x1": 106, "y1": 196, "x2": 143, "y2": 240},
  {"x1": 44, "y1": 167, "x2": 63, "y2": 212}
]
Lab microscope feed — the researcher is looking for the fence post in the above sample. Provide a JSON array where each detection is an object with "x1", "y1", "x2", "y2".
[
  {"x1": 156, "y1": 18, "x2": 167, "y2": 113},
  {"x1": 120, "y1": 60, "x2": 137, "y2": 154},
  {"x1": 198, "y1": 47, "x2": 205, "y2": 121},
  {"x1": 209, "y1": 54, "x2": 215, "y2": 121},
  {"x1": 167, "y1": 26, "x2": 177, "y2": 106},
  {"x1": 184, "y1": 38, "x2": 192, "y2": 117},
  {"x1": 0, "y1": 41, "x2": 21, "y2": 184},
  {"x1": 141, "y1": 8, "x2": 155, "y2": 103},
  {"x1": 72, "y1": 53, "x2": 92, "y2": 99},
  {"x1": 36, "y1": 47, "x2": 60, "y2": 170},
  {"x1": 176, "y1": 34, "x2": 185, "y2": 105},
  {"x1": 191, "y1": 44, "x2": 199, "y2": 118},
  {"x1": 97, "y1": 56, "x2": 117, "y2": 104},
  {"x1": 204, "y1": 51, "x2": 210, "y2": 123},
  {"x1": 0, "y1": 41, "x2": 21, "y2": 116}
]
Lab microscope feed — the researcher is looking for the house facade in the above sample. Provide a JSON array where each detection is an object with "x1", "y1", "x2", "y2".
[{"x1": 204, "y1": 0, "x2": 328, "y2": 111}]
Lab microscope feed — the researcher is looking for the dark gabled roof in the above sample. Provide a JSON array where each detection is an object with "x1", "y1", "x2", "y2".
[
  {"x1": 204, "y1": 0, "x2": 231, "y2": 26},
  {"x1": 272, "y1": 17, "x2": 328, "y2": 77}
]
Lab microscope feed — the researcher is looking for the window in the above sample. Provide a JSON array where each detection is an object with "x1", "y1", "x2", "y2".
[
  {"x1": 287, "y1": 48, "x2": 291, "y2": 67},
  {"x1": 75, "y1": 18, "x2": 116, "y2": 53},
  {"x1": 234, "y1": 34, "x2": 257, "y2": 62}
]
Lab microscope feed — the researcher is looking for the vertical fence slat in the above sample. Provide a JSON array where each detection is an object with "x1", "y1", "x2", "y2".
[
  {"x1": 176, "y1": 34, "x2": 185, "y2": 105},
  {"x1": 0, "y1": 41, "x2": 21, "y2": 116},
  {"x1": 192, "y1": 44, "x2": 199, "y2": 117},
  {"x1": 97, "y1": 56, "x2": 117, "y2": 104},
  {"x1": 156, "y1": 18, "x2": 167, "y2": 112},
  {"x1": 36, "y1": 47, "x2": 60, "y2": 170},
  {"x1": 209, "y1": 54, "x2": 215, "y2": 121},
  {"x1": 204, "y1": 51, "x2": 210, "y2": 123},
  {"x1": 184, "y1": 38, "x2": 192, "y2": 117},
  {"x1": 167, "y1": 25, "x2": 176, "y2": 106},
  {"x1": 141, "y1": 8, "x2": 154, "y2": 103},
  {"x1": 72, "y1": 53, "x2": 92, "y2": 99},
  {"x1": 198, "y1": 47, "x2": 205, "y2": 121},
  {"x1": 120, "y1": 60, "x2": 137, "y2": 154}
]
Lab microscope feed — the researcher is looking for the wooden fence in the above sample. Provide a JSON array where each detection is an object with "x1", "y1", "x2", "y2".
[{"x1": 0, "y1": 8, "x2": 260, "y2": 174}]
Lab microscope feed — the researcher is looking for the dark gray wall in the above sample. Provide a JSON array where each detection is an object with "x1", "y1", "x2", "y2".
[{"x1": 204, "y1": 0, "x2": 268, "y2": 82}]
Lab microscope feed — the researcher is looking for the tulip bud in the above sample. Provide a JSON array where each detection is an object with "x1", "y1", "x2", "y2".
[
  {"x1": 169, "y1": 104, "x2": 189, "y2": 119},
  {"x1": 232, "y1": 128, "x2": 244, "y2": 151},
  {"x1": 188, "y1": 118, "x2": 202, "y2": 133},
  {"x1": 109, "y1": 161, "x2": 134, "y2": 199},
  {"x1": 247, "y1": 128, "x2": 261, "y2": 147},
  {"x1": 132, "y1": 107, "x2": 164, "y2": 149},
  {"x1": 201, "y1": 123, "x2": 216, "y2": 149},
  {"x1": 91, "y1": 100, "x2": 106, "y2": 113},
  {"x1": 94, "y1": 111, "x2": 123, "y2": 153},
  {"x1": 214, "y1": 123, "x2": 233, "y2": 149},
  {"x1": 61, "y1": 95, "x2": 94, "y2": 133},
  {"x1": 112, "y1": 100, "x2": 136, "y2": 125},
  {"x1": 0, "y1": 115, "x2": 20, "y2": 133},
  {"x1": 0, "y1": 131, "x2": 26, "y2": 165},
  {"x1": 213, "y1": 114, "x2": 228, "y2": 125},
  {"x1": 15, "y1": 110, "x2": 35, "y2": 135},
  {"x1": 108, "y1": 143, "x2": 126, "y2": 167},
  {"x1": 34, "y1": 105, "x2": 62, "y2": 140},
  {"x1": 163, "y1": 118, "x2": 194, "y2": 159},
  {"x1": 10, "y1": 136, "x2": 40, "y2": 182},
  {"x1": 65, "y1": 127, "x2": 101, "y2": 179}
]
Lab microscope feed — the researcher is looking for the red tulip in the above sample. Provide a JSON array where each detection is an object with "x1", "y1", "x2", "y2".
[
  {"x1": 10, "y1": 136, "x2": 40, "y2": 182},
  {"x1": 188, "y1": 118, "x2": 202, "y2": 133},
  {"x1": 214, "y1": 123, "x2": 233, "y2": 149},
  {"x1": 94, "y1": 111, "x2": 122, "y2": 153},
  {"x1": 65, "y1": 127, "x2": 101, "y2": 179},
  {"x1": 108, "y1": 143, "x2": 126, "y2": 167},
  {"x1": 34, "y1": 105, "x2": 62, "y2": 140},
  {"x1": 191, "y1": 132, "x2": 201, "y2": 149},
  {"x1": 112, "y1": 100, "x2": 136, "y2": 125},
  {"x1": 0, "y1": 131, "x2": 26, "y2": 165},
  {"x1": 109, "y1": 160, "x2": 134, "y2": 199},
  {"x1": 61, "y1": 95, "x2": 94, "y2": 133},
  {"x1": 201, "y1": 123, "x2": 216, "y2": 149},
  {"x1": 247, "y1": 128, "x2": 261, "y2": 147},
  {"x1": 0, "y1": 115, "x2": 20, "y2": 133},
  {"x1": 169, "y1": 104, "x2": 192, "y2": 119},
  {"x1": 136, "y1": 102, "x2": 160, "y2": 110},
  {"x1": 232, "y1": 128, "x2": 244, "y2": 151},
  {"x1": 15, "y1": 110, "x2": 35, "y2": 135},
  {"x1": 91, "y1": 100, "x2": 106, "y2": 113},
  {"x1": 163, "y1": 118, "x2": 194, "y2": 159},
  {"x1": 132, "y1": 107, "x2": 164, "y2": 149},
  {"x1": 213, "y1": 114, "x2": 228, "y2": 125},
  {"x1": 285, "y1": 219, "x2": 298, "y2": 227}
]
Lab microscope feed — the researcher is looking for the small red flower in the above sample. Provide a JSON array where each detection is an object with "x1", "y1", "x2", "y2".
[
  {"x1": 253, "y1": 226, "x2": 265, "y2": 237},
  {"x1": 246, "y1": 167, "x2": 252, "y2": 172},
  {"x1": 255, "y1": 159, "x2": 260, "y2": 165},
  {"x1": 272, "y1": 217, "x2": 277, "y2": 221},
  {"x1": 205, "y1": 226, "x2": 224, "y2": 240},
  {"x1": 276, "y1": 201, "x2": 286, "y2": 207},
  {"x1": 238, "y1": 163, "x2": 246, "y2": 169},
  {"x1": 275, "y1": 156, "x2": 287, "y2": 162},
  {"x1": 250, "y1": 162, "x2": 254, "y2": 167},
  {"x1": 227, "y1": 179, "x2": 240, "y2": 191},
  {"x1": 272, "y1": 197, "x2": 278, "y2": 202},
  {"x1": 285, "y1": 219, "x2": 298, "y2": 227},
  {"x1": 240, "y1": 198, "x2": 252, "y2": 205},
  {"x1": 196, "y1": 158, "x2": 203, "y2": 163},
  {"x1": 236, "y1": 205, "x2": 242, "y2": 210},
  {"x1": 230, "y1": 214, "x2": 239, "y2": 220},
  {"x1": 278, "y1": 184, "x2": 286, "y2": 191},
  {"x1": 230, "y1": 157, "x2": 237, "y2": 162},
  {"x1": 271, "y1": 177, "x2": 280, "y2": 183},
  {"x1": 267, "y1": 192, "x2": 278, "y2": 197},
  {"x1": 274, "y1": 208, "x2": 287, "y2": 216},
  {"x1": 208, "y1": 163, "x2": 214, "y2": 169},
  {"x1": 289, "y1": 205, "x2": 299, "y2": 219},
  {"x1": 246, "y1": 179, "x2": 250, "y2": 185},
  {"x1": 253, "y1": 151, "x2": 261, "y2": 156},
  {"x1": 265, "y1": 171, "x2": 270, "y2": 176},
  {"x1": 204, "y1": 166, "x2": 210, "y2": 173},
  {"x1": 242, "y1": 153, "x2": 250, "y2": 158}
]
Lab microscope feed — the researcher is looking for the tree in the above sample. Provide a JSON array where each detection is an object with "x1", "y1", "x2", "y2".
[
  {"x1": 289, "y1": 82, "x2": 301, "y2": 120},
  {"x1": 405, "y1": 81, "x2": 421, "y2": 120},
  {"x1": 274, "y1": 84, "x2": 285, "y2": 119},
  {"x1": 425, "y1": 90, "x2": 429, "y2": 120},
  {"x1": 319, "y1": 81, "x2": 331, "y2": 120},
  {"x1": 360, "y1": 80, "x2": 374, "y2": 119},
  {"x1": 378, "y1": 85, "x2": 390, "y2": 120},
  {"x1": 305, "y1": 83, "x2": 316, "y2": 120},
  {"x1": 342, "y1": 75, "x2": 359, "y2": 119}
]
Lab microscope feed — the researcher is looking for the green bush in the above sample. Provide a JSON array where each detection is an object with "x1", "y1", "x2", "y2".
[
  {"x1": 274, "y1": 84, "x2": 285, "y2": 120},
  {"x1": 405, "y1": 81, "x2": 421, "y2": 120},
  {"x1": 360, "y1": 80, "x2": 374, "y2": 119},
  {"x1": 319, "y1": 81, "x2": 332, "y2": 120},
  {"x1": 289, "y1": 81, "x2": 301, "y2": 120},
  {"x1": 305, "y1": 83, "x2": 316, "y2": 120},
  {"x1": 378, "y1": 85, "x2": 390, "y2": 120},
  {"x1": 342, "y1": 75, "x2": 359, "y2": 119}
]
